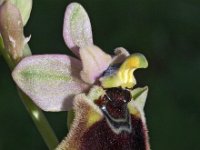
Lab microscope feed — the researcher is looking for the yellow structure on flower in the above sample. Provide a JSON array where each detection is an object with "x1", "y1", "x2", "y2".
[{"x1": 100, "y1": 53, "x2": 148, "y2": 89}]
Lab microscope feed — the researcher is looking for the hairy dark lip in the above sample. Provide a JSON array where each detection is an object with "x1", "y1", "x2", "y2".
[
  {"x1": 79, "y1": 87, "x2": 148, "y2": 150},
  {"x1": 81, "y1": 116, "x2": 146, "y2": 150}
]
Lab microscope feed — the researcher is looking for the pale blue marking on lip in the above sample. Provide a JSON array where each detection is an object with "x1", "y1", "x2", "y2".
[{"x1": 102, "y1": 63, "x2": 121, "y2": 77}]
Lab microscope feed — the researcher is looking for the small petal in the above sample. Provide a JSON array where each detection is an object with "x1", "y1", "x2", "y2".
[
  {"x1": 0, "y1": 1, "x2": 25, "y2": 61},
  {"x1": 12, "y1": 54, "x2": 89, "y2": 111},
  {"x1": 63, "y1": 2, "x2": 93, "y2": 57},
  {"x1": 9, "y1": 0, "x2": 32, "y2": 25},
  {"x1": 80, "y1": 45, "x2": 112, "y2": 84}
]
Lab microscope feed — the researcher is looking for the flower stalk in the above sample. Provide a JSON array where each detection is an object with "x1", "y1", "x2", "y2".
[
  {"x1": 17, "y1": 88, "x2": 59, "y2": 150},
  {"x1": 0, "y1": 37, "x2": 15, "y2": 69}
]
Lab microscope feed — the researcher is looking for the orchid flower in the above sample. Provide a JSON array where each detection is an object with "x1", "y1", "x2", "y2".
[{"x1": 12, "y1": 2, "x2": 150, "y2": 150}]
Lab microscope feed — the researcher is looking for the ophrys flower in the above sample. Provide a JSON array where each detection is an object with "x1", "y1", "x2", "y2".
[{"x1": 12, "y1": 2, "x2": 150, "y2": 150}]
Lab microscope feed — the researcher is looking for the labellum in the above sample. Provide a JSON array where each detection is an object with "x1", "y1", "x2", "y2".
[
  {"x1": 88, "y1": 88, "x2": 148, "y2": 150},
  {"x1": 57, "y1": 85, "x2": 150, "y2": 150}
]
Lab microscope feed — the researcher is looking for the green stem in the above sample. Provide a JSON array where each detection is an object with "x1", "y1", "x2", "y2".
[
  {"x1": 0, "y1": 37, "x2": 15, "y2": 69},
  {"x1": 0, "y1": 47, "x2": 15, "y2": 69},
  {"x1": 0, "y1": 41, "x2": 59, "y2": 149},
  {"x1": 18, "y1": 89, "x2": 59, "y2": 150}
]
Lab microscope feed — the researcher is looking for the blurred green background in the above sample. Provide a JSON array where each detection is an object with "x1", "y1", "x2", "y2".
[{"x1": 0, "y1": 0, "x2": 200, "y2": 149}]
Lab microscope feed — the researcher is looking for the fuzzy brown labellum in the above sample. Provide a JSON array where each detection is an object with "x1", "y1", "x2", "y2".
[
  {"x1": 81, "y1": 88, "x2": 148, "y2": 150},
  {"x1": 81, "y1": 115, "x2": 147, "y2": 150},
  {"x1": 57, "y1": 86, "x2": 150, "y2": 150}
]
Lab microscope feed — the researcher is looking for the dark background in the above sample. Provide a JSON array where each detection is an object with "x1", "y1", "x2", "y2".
[{"x1": 0, "y1": 0, "x2": 200, "y2": 149}]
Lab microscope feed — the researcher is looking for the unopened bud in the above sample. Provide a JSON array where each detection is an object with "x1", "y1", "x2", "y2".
[{"x1": 0, "y1": 1, "x2": 25, "y2": 61}]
